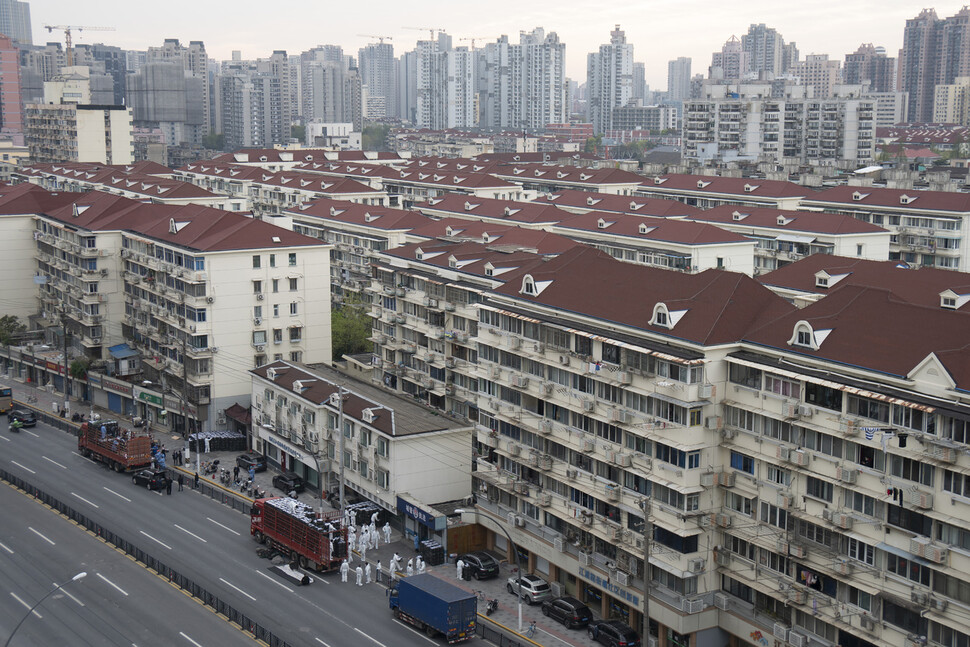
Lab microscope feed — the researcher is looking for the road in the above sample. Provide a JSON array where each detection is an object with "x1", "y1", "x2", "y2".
[
  {"x1": 0, "y1": 481, "x2": 256, "y2": 646},
  {"x1": 0, "y1": 420, "x2": 450, "y2": 647}
]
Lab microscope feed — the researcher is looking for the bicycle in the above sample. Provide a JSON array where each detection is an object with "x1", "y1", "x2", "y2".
[
  {"x1": 26, "y1": 395, "x2": 37, "y2": 404},
  {"x1": 525, "y1": 621, "x2": 537, "y2": 638}
]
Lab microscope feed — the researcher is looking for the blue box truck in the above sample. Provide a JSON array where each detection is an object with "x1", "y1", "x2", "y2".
[{"x1": 388, "y1": 573, "x2": 476, "y2": 643}]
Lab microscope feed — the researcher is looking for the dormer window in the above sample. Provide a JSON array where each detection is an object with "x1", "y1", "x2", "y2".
[
  {"x1": 787, "y1": 321, "x2": 831, "y2": 350},
  {"x1": 777, "y1": 215, "x2": 791, "y2": 226},
  {"x1": 415, "y1": 248, "x2": 424, "y2": 260},
  {"x1": 484, "y1": 263, "x2": 494, "y2": 277},
  {"x1": 743, "y1": 183, "x2": 758, "y2": 193},
  {"x1": 521, "y1": 274, "x2": 537, "y2": 296},
  {"x1": 816, "y1": 277, "x2": 828, "y2": 288},
  {"x1": 654, "y1": 309, "x2": 668, "y2": 327},
  {"x1": 445, "y1": 226, "x2": 455, "y2": 236},
  {"x1": 597, "y1": 218, "x2": 610, "y2": 229},
  {"x1": 732, "y1": 211, "x2": 746, "y2": 221},
  {"x1": 448, "y1": 256, "x2": 457, "y2": 268},
  {"x1": 900, "y1": 194, "x2": 916, "y2": 205},
  {"x1": 939, "y1": 290, "x2": 970, "y2": 309},
  {"x1": 796, "y1": 329, "x2": 813, "y2": 346},
  {"x1": 852, "y1": 191, "x2": 868, "y2": 201},
  {"x1": 942, "y1": 296, "x2": 957, "y2": 309},
  {"x1": 587, "y1": 197, "x2": 596, "y2": 206}
]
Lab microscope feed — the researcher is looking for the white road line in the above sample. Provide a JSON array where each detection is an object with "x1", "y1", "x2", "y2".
[
  {"x1": 10, "y1": 592, "x2": 42, "y2": 618},
  {"x1": 43, "y1": 455, "x2": 67, "y2": 469},
  {"x1": 179, "y1": 632, "x2": 204, "y2": 647},
  {"x1": 139, "y1": 530, "x2": 172, "y2": 550},
  {"x1": 96, "y1": 572, "x2": 129, "y2": 596},
  {"x1": 24, "y1": 430, "x2": 39, "y2": 438},
  {"x1": 0, "y1": 541, "x2": 13, "y2": 554},
  {"x1": 103, "y1": 487, "x2": 131, "y2": 503},
  {"x1": 72, "y1": 451, "x2": 84, "y2": 458},
  {"x1": 10, "y1": 461, "x2": 35, "y2": 474},
  {"x1": 206, "y1": 517, "x2": 240, "y2": 536},
  {"x1": 59, "y1": 587, "x2": 85, "y2": 607},
  {"x1": 218, "y1": 577, "x2": 256, "y2": 601},
  {"x1": 0, "y1": 434, "x2": 9, "y2": 441},
  {"x1": 173, "y1": 524, "x2": 207, "y2": 543},
  {"x1": 353, "y1": 627, "x2": 387, "y2": 647},
  {"x1": 71, "y1": 492, "x2": 100, "y2": 509},
  {"x1": 28, "y1": 527, "x2": 55, "y2": 546},
  {"x1": 256, "y1": 569, "x2": 294, "y2": 592},
  {"x1": 401, "y1": 623, "x2": 438, "y2": 644},
  {"x1": 315, "y1": 638, "x2": 332, "y2": 647}
]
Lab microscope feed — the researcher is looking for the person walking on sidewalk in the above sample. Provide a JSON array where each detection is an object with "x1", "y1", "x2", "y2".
[
  {"x1": 177, "y1": 473, "x2": 184, "y2": 491},
  {"x1": 376, "y1": 560, "x2": 383, "y2": 584},
  {"x1": 194, "y1": 472, "x2": 200, "y2": 489},
  {"x1": 166, "y1": 477, "x2": 173, "y2": 495}
]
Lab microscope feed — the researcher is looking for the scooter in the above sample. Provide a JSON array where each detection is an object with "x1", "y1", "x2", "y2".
[
  {"x1": 239, "y1": 479, "x2": 251, "y2": 493},
  {"x1": 485, "y1": 598, "x2": 498, "y2": 616},
  {"x1": 204, "y1": 459, "x2": 220, "y2": 475},
  {"x1": 9, "y1": 420, "x2": 23, "y2": 433}
]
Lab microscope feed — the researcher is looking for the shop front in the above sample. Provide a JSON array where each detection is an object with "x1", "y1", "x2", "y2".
[
  {"x1": 255, "y1": 425, "x2": 322, "y2": 491},
  {"x1": 397, "y1": 495, "x2": 447, "y2": 550}
]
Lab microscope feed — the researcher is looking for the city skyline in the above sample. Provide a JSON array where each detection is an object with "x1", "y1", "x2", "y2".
[{"x1": 30, "y1": 0, "x2": 962, "y2": 88}]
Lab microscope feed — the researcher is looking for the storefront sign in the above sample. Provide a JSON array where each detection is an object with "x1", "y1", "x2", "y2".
[
  {"x1": 87, "y1": 373, "x2": 102, "y2": 387},
  {"x1": 103, "y1": 377, "x2": 132, "y2": 396},
  {"x1": 134, "y1": 387, "x2": 163, "y2": 406},
  {"x1": 163, "y1": 394, "x2": 197, "y2": 417},
  {"x1": 45, "y1": 360, "x2": 61, "y2": 372},
  {"x1": 397, "y1": 496, "x2": 445, "y2": 531},
  {"x1": 578, "y1": 566, "x2": 640, "y2": 606},
  {"x1": 258, "y1": 427, "x2": 309, "y2": 463}
]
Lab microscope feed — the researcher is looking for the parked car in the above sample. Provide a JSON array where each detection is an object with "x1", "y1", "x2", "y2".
[
  {"x1": 7, "y1": 409, "x2": 37, "y2": 427},
  {"x1": 507, "y1": 573, "x2": 552, "y2": 604},
  {"x1": 236, "y1": 453, "x2": 267, "y2": 472},
  {"x1": 541, "y1": 596, "x2": 592, "y2": 628},
  {"x1": 458, "y1": 551, "x2": 499, "y2": 580},
  {"x1": 588, "y1": 619, "x2": 641, "y2": 647},
  {"x1": 131, "y1": 469, "x2": 170, "y2": 490},
  {"x1": 272, "y1": 472, "x2": 305, "y2": 493}
]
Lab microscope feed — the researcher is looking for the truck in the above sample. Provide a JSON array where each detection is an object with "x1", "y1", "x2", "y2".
[
  {"x1": 388, "y1": 573, "x2": 477, "y2": 643},
  {"x1": 77, "y1": 420, "x2": 153, "y2": 472},
  {"x1": 250, "y1": 497, "x2": 345, "y2": 572}
]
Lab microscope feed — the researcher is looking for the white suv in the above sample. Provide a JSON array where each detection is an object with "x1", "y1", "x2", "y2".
[{"x1": 507, "y1": 573, "x2": 552, "y2": 604}]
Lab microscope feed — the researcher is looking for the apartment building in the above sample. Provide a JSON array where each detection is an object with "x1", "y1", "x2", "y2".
[
  {"x1": 366, "y1": 240, "x2": 970, "y2": 647},
  {"x1": 23, "y1": 190, "x2": 331, "y2": 432},
  {"x1": 587, "y1": 26, "x2": 634, "y2": 134},
  {"x1": 24, "y1": 103, "x2": 134, "y2": 165},
  {"x1": 800, "y1": 186, "x2": 970, "y2": 272},
  {"x1": 637, "y1": 175, "x2": 807, "y2": 210},
  {"x1": 688, "y1": 206, "x2": 891, "y2": 275},
  {"x1": 533, "y1": 190, "x2": 701, "y2": 218},
  {"x1": 249, "y1": 360, "x2": 472, "y2": 538}
]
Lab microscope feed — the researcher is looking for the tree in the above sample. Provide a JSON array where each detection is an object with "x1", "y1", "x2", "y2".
[
  {"x1": 331, "y1": 295, "x2": 373, "y2": 361},
  {"x1": 583, "y1": 135, "x2": 602, "y2": 154},
  {"x1": 362, "y1": 124, "x2": 391, "y2": 152},
  {"x1": 0, "y1": 315, "x2": 25, "y2": 346},
  {"x1": 291, "y1": 125, "x2": 306, "y2": 143},
  {"x1": 203, "y1": 133, "x2": 225, "y2": 151},
  {"x1": 69, "y1": 359, "x2": 89, "y2": 381}
]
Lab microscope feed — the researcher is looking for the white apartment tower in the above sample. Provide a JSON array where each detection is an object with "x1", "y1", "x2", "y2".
[
  {"x1": 146, "y1": 39, "x2": 210, "y2": 137},
  {"x1": 358, "y1": 42, "x2": 395, "y2": 119},
  {"x1": 667, "y1": 56, "x2": 692, "y2": 101},
  {"x1": 414, "y1": 33, "x2": 474, "y2": 130},
  {"x1": 586, "y1": 25, "x2": 634, "y2": 134}
]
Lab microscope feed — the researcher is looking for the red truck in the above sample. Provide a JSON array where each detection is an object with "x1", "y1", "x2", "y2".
[
  {"x1": 77, "y1": 420, "x2": 153, "y2": 472},
  {"x1": 251, "y1": 497, "x2": 346, "y2": 572}
]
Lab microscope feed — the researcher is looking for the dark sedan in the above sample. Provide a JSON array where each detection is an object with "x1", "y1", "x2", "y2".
[
  {"x1": 272, "y1": 472, "x2": 305, "y2": 493},
  {"x1": 8, "y1": 409, "x2": 37, "y2": 427},
  {"x1": 588, "y1": 619, "x2": 641, "y2": 647},
  {"x1": 236, "y1": 453, "x2": 267, "y2": 472},
  {"x1": 458, "y1": 551, "x2": 500, "y2": 580},
  {"x1": 132, "y1": 469, "x2": 170, "y2": 491},
  {"x1": 541, "y1": 596, "x2": 592, "y2": 628}
]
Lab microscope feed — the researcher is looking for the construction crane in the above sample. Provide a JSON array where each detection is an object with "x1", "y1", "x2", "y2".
[
  {"x1": 404, "y1": 26, "x2": 446, "y2": 41},
  {"x1": 459, "y1": 36, "x2": 491, "y2": 50},
  {"x1": 357, "y1": 34, "x2": 393, "y2": 44},
  {"x1": 44, "y1": 24, "x2": 115, "y2": 66}
]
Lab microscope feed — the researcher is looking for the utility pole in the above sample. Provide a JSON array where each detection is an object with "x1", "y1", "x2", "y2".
[
  {"x1": 329, "y1": 387, "x2": 346, "y2": 524},
  {"x1": 639, "y1": 498, "x2": 652, "y2": 644},
  {"x1": 59, "y1": 313, "x2": 69, "y2": 402}
]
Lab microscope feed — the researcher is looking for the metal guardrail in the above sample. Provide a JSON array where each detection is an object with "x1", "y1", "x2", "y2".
[{"x1": 0, "y1": 467, "x2": 296, "y2": 647}]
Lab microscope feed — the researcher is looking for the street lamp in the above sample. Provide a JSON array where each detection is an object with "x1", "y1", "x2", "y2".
[
  {"x1": 328, "y1": 387, "x2": 347, "y2": 526},
  {"x1": 3, "y1": 571, "x2": 87, "y2": 647},
  {"x1": 455, "y1": 509, "x2": 524, "y2": 632}
]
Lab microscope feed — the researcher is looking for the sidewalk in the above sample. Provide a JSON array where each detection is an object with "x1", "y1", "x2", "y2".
[{"x1": 5, "y1": 377, "x2": 600, "y2": 647}]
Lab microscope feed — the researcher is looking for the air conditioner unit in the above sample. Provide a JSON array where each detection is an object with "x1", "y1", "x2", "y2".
[
  {"x1": 836, "y1": 466, "x2": 857, "y2": 483},
  {"x1": 616, "y1": 371, "x2": 631, "y2": 384},
  {"x1": 705, "y1": 416, "x2": 723, "y2": 431},
  {"x1": 831, "y1": 512, "x2": 853, "y2": 530},
  {"x1": 582, "y1": 399, "x2": 594, "y2": 412},
  {"x1": 911, "y1": 591, "x2": 929, "y2": 606},
  {"x1": 682, "y1": 598, "x2": 705, "y2": 614},
  {"x1": 541, "y1": 382, "x2": 554, "y2": 396},
  {"x1": 615, "y1": 571, "x2": 629, "y2": 586},
  {"x1": 582, "y1": 438, "x2": 595, "y2": 452},
  {"x1": 714, "y1": 592, "x2": 729, "y2": 610},
  {"x1": 611, "y1": 408, "x2": 628, "y2": 423},
  {"x1": 610, "y1": 526, "x2": 625, "y2": 542},
  {"x1": 860, "y1": 615, "x2": 876, "y2": 632},
  {"x1": 788, "y1": 544, "x2": 807, "y2": 558},
  {"x1": 715, "y1": 513, "x2": 733, "y2": 528},
  {"x1": 206, "y1": 296, "x2": 214, "y2": 303},
  {"x1": 566, "y1": 468, "x2": 578, "y2": 480},
  {"x1": 255, "y1": 344, "x2": 265, "y2": 352},
  {"x1": 579, "y1": 552, "x2": 591, "y2": 566},
  {"x1": 716, "y1": 472, "x2": 736, "y2": 487},
  {"x1": 506, "y1": 441, "x2": 520, "y2": 456},
  {"x1": 931, "y1": 597, "x2": 949, "y2": 612},
  {"x1": 821, "y1": 508, "x2": 833, "y2": 522},
  {"x1": 909, "y1": 490, "x2": 934, "y2": 509},
  {"x1": 773, "y1": 623, "x2": 790, "y2": 642},
  {"x1": 792, "y1": 450, "x2": 810, "y2": 466},
  {"x1": 777, "y1": 491, "x2": 793, "y2": 508},
  {"x1": 776, "y1": 445, "x2": 790, "y2": 461},
  {"x1": 700, "y1": 472, "x2": 715, "y2": 487},
  {"x1": 538, "y1": 420, "x2": 553, "y2": 434},
  {"x1": 553, "y1": 538, "x2": 565, "y2": 552},
  {"x1": 687, "y1": 558, "x2": 705, "y2": 573},
  {"x1": 788, "y1": 632, "x2": 807, "y2": 647},
  {"x1": 537, "y1": 493, "x2": 551, "y2": 507},
  {"x1": 559, "y1": 355, "x2": 570, "y2": 366},
  {"x1": 511, "y1": 375, "x2": 529, "y2": 388},
  {"x1": 721, "y1": 427, "x2": 737, "y2": 440},
  {"x1": 256, "y1": 294, "x2": 264, "y2": 300},
  {"x1": 834, "y1": 559, "x2": 853, "y2": 575},
  {"x1": 797, "y1": 404, "x2": 813, "y2": 418}
]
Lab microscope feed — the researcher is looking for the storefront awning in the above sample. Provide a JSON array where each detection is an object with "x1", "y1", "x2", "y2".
[
  {"x1": 108, "y1": 344, "x2": 139, "y2": 360},
  {"x1": 225, "y1": 403, "x2": 251, "y2": 425}
]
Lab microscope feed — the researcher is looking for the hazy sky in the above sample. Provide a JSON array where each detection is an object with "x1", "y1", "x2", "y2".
[{"x1": 31, "y1": 1, "x2": 967, "y2": 88}]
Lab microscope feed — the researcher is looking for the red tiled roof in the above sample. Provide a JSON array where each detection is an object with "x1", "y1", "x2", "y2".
[
  {"x1": 211, "y1": 149, "x2": 403, "y2": 164},
  {"x1": 406, "y1": 218, "x2": 580, "y2": 254},
  {"x1": 696, "y1": 206, "x2": 887, "y2": 235},
  {"x1": 490, "y1": 246, "x2": 795, "y2": 346},
  {"x1": 744, "y1": 284, "x2": 970, "y2": 388},
  {"x1": 383, "y1": 239, "x2": 550, "y2": 281},
  {"x1": 534, "y1": 189, "x2": 701, "y2": 217},
  {"x1": 555, "y1": 212, "x2": 750, "y2": 244},
  {"x1": 419, "y1": 194, "x2": 570, "y2": 224},
  {"x1": 803, "y1": 185, "x2": 970, "y2": 213},
  {"x1": 283, "y1": 198, "x2": 430, "y2": 231},
  {"x1": 0, "y1": 183, "x2": 81, "y2": 215},
  {"x1": 758, "y1": 255, "x2": 970, "y2": 309},
  {"x1": 644, "y1": 174, "x2": 808, "y2": 198}
]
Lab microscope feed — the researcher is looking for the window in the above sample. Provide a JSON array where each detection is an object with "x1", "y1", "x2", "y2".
[
  {"x1": 290, "y1": 302, "x2": 298, "y2": 316},
  {"x1": 288, "y1": 252, "x2": 297, "y2": 266},
  {"x1": 846, "y1": 538, "x2": 874, "y2": 565},
  {"x1": 272, "y1": 279, "x2": 279, "y2": 293},
  {"x1": 805, "y1": 382, "x2": 842, "y2": 411},
  {"x1": 730, "y1": 451, "x2": 754, "y2": 474},
  {"x1": 289, "y1": 351, "x2": 302, "y2": 362},
  {"x1": 289, "y1": 327, "x2": 302, "y2": 342},
  {"x1": 376, "y1": 469, "x2": 389, "y2": 489},
  {"x1": 765, "y1": 375, "x2": 798, "y2": 397},
  {"x1": 273, "y1": 329, "x2": 283, "y2": 344},
  {"x1": 273, "y1": 304, "x2": 280, "y2": 317},
  {"x1": 289, "y1": 278, "x2": 298, "y2": 291},
  {"x1": 252, "y1": 331, "x2": 267, "y2": 345},
  {"x1": 766, "y1": 464, "x2": 791, "y2": 486},
  {"x1": 376, "y1": 437, "x2": 389, "y2": 457},
  {"x1": 725, "y1": 492, "x2": 753, "y2": 516},
  {"x1": 729, "y1": 363, "x2": 761, "y2": 389},
  {"x1": 795, "y1": 329, "x2": 813, "y2": 347},
  {"x1": 887, "y1": 554, "x2": 931, "y2": 586},
  {"x1": 269, "y1": 254, "x2": 276, "y2": 267},
  {"x1": 805, "y1": 476, "x2": 833, "y2": 502},
  {"x1": 254, "y1": 306, "x2": 262, "y2": 318},
  {"x1": 252, "y1": 255, "x2": 260, "y2": 269},
  {"x1": 253, "y1": 280, "x2": 262, "y2": 294},
  {"x1": 890, "y1": 455, "x2": 934, "y2": 486},
  {"x1": 760, "y1": 502, "x2": 789, "y2": 529}
]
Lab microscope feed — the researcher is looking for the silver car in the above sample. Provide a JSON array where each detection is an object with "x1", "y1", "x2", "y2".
[{"x1": 507, "y1": 573, "x2": 552, "y2": 604}]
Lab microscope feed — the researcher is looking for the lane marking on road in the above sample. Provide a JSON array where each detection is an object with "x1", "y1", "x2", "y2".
[
  {"x1": 24, "y1": 430, "x2": 39, "y2": 438},
  {"x1": 0, "y1": 434, "x2": 9, "y2": 442},
  {"x1": 0, "y1": 541, "x2": 13, "y2": 554},
  {"x1": 255, "y1": 569, "x2": 293, "y2": 592},
  {"x1": 71, "y1": 492, "x2": 100, "y2": 508},
  {"x1": 401, "y1": 623, "x2": 438, "y2": 644},
  {"x1": 173, "y1": 524, "x2": 207, "y2": 543},
  {"x1": 28, "y1": 526, "x2": 55, "y2": 545},
  {"x1": 43, "y1": 455, "x2": 67, "y2": 469},
  {"x1": 96, "y1": 572, "x2": 129, "y2": 596},
  {"x1": 10, "y1": 461, "x2": 35, "y2": 474},
  {"x1": 10, "y1": 592, "x2": 42, "y2": 618},
  {"x1": 179, "y1": 632, "x2": 204, "y2": 647},
  {"x1": 103, "y1": 487, "x2": 131, "y2": 503},
  {"x1": 353, "y1": 627, "x2": 387, "y2": 647},
  {"x1": 314, "y1": 638, "x2": 332, "y2": 647},
  {"x1": 139, "y1": 530, "x2": 172, "y2": 550},
  {"x1": 58, "y1": 586, "x2": 85, "y2": 607},
  {"x1": 72, "y1": 451, "x2": 84, "y2": 458},
  {"x1": 218, "y1": 577, "x2": 256, "y2": 601},
  {"x1": 206, "y1": 517, "x2": 240, "y2": 536}
]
